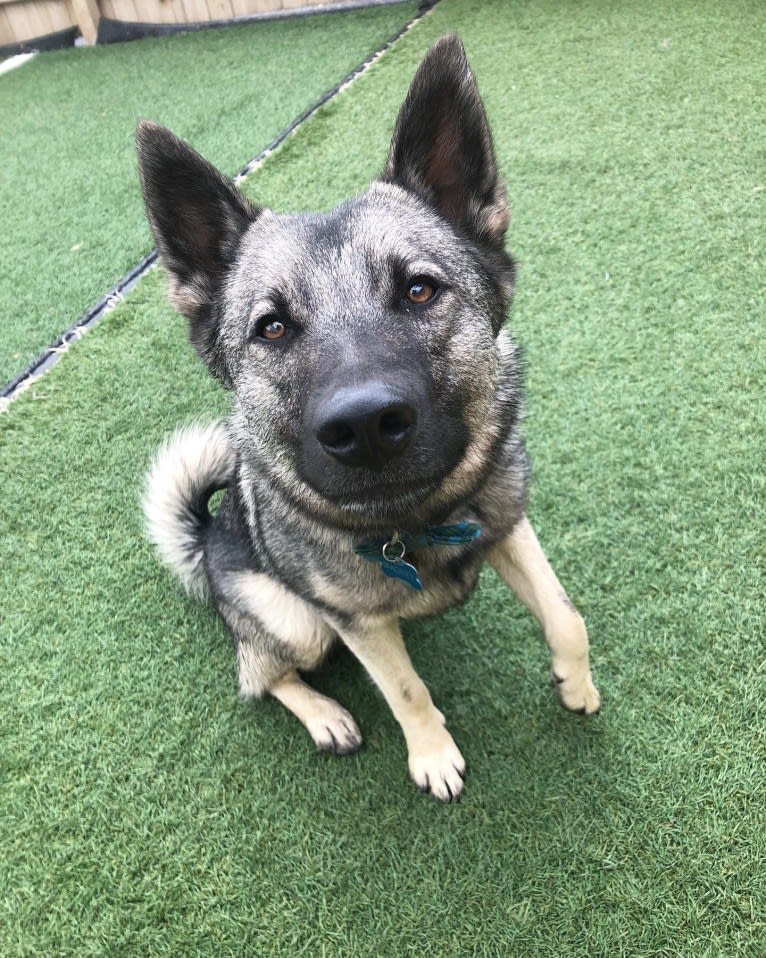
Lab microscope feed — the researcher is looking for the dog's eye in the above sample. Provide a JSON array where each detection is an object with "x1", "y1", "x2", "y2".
[
  {"x1": 405, "y1": 277, "x2": 438, "y2": 306},
  {"x1": 252, "y1": 315, "x2": 288, "y2": 342},
  {"x1": 262, "y1": 320, "x2": 286, "y2": 341}
]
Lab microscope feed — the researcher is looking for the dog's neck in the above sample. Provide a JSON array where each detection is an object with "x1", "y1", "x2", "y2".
[{"x1": 354, "y1": 522, "x2": 482, "y2": 591}]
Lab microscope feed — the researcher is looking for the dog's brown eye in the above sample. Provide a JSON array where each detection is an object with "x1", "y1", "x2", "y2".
[
  {"x1": 405, "y1": 278, "x2": 438, "y2": 305},
  {"x1": 262, "y1": 320, "x2": 285, "y2": 340},
  {"x1": 252, "y1": 315, "x2": 288, "y2": 342}
]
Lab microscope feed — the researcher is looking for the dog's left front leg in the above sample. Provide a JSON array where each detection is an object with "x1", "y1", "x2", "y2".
[
  {"x1": 335, "y1": 617, "x2": 465, "y2": 802},
  {"x1": 488, "y1": 515, "x2": 601, "y2": 715}
]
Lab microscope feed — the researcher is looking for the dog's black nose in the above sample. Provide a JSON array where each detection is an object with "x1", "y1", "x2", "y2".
[{"x1": 315, "y1": 387, "x2": 416, "y2": 471}]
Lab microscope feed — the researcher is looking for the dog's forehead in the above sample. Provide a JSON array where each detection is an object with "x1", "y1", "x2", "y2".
[
  {"x1": 238, "y1": 184, "x2": 462, "y2": 301},
  {"x1": 327, "y1": 184, "x2": 454, "y2": 260}
]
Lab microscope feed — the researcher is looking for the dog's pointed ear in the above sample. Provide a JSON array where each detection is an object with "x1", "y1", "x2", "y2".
[
  {"x1": 382, "y1": 35, "x2": 509, "y2": 247},
  {"x1": 136, "y1": 121, "x2": 260, "y2": 384}
]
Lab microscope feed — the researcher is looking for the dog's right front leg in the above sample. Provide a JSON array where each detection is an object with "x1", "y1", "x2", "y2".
[{"x1": 336, "y1": 616, "x2": 465, "y2": 802}]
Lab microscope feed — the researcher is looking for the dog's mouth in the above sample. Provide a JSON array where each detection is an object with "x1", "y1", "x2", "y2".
[
  {"x1": 318, "y1": 472, "x2": 442, "y2": 510},
  {"x1": 297, "y1": 456, "x2": 463, "y2": 530}
]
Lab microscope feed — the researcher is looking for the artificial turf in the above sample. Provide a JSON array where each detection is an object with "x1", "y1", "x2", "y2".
[
  {"x1": 2, "y1": 0, "x2": 765, "y2": 954},
  {"x1": 0, "y1": 0, "x2": 418, "y2": 386}
]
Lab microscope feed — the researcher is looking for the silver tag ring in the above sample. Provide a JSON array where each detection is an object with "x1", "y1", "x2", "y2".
[{"x1": 382, "y1": 539, "x2": 406, "y2": 562}]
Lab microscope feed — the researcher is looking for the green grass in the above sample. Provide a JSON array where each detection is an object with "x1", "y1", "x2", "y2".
[
  {"x1": 0, "y1": 0, "x2": 418, "y2": 385},
  {"x1": 2, "y1": 0, "x2": 765, "y2": 954}
]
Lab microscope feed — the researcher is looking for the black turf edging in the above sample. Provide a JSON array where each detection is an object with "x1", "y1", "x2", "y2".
[{"x1": 0, "y1": 27, "x2": 78, "y2": 59}]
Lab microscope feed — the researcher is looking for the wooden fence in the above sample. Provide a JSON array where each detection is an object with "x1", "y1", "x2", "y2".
[{"x1": 1, "y1": 0, "x2": 350, "y2": 49}]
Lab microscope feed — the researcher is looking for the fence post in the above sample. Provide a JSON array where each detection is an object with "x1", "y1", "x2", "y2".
[{"x1": 67, "y1": 0, "x2": 100, "y2": 43}]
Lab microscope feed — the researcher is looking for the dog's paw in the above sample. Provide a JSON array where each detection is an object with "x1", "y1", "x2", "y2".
[
  {"x1": 306, "y1": 705, "x2": 363, "y2": 756},
  {"x1": 550, "y1": 667, "x2": 601, "y2": 715},
  {"x1": 408, "y1": 728, "x2": 466, "y2": 802}
]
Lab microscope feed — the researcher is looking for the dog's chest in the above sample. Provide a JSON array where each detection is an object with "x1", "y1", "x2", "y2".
[{"x1": 307, "y1": 543, "x2": 485, "y2": 620}]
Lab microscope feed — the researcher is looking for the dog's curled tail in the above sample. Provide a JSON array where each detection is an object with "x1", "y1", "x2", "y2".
[{"x1": 143, "y1": 422, "x2": 235, "y2": 600}]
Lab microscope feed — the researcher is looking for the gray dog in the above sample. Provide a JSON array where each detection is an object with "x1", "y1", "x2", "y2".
[{"x1": 137, "y1": 35, "x2": 600, "y2": 802}]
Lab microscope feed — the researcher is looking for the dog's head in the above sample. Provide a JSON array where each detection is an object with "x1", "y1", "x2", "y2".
[{"x1": 137, "y1": 36, "x2": 518, "y2": 527}]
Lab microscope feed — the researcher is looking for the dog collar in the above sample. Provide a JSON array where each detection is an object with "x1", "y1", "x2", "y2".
[{"x1": 355, "y1": 522, "x2": 482, "y2": 591}]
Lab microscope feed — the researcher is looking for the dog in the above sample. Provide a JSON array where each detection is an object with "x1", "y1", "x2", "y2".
[{"x1": 137, "y1": 34, "x2": 600, "y2": 802}]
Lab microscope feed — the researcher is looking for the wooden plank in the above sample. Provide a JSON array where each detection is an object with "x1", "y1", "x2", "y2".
[
  {"x1": 282, "y1": 0, "x2": 338, "y2": 7},
  {"x1": 230, "y1": 0, "x2": 281, "y2": 16},
  {"x1": 128, "y1": 0, "x2": 175, "y2": 22},
  {"x1": 0, "y1": 0, "x2": 63, "y2": 6},
  {"x1": 118, "y1": 0, "x2": 141, "y2": 23},
  {"x1": 45, "y1": 0, "x2": 71, "y2": 27},
  {"x1": 99, "y1": 0, "x2": 155, "y2": 21},
  {"x1": 204, "y1": 0, "x2": 234, "y2": 21},
  {"x1": 0, "y1": 6, "x2": 15, "y2": 44},
  {"x1": 2, "y1": 0, "x2": 34, "y2": 37},
  {"x1": 0, "y1": 0, "x2": 353, "y2": 41},
  {"x1": 164, "y1": 0, "x2": 186, "y2": 23},
  {"x1": 180, "y1": 0, "x2": 209, "y2": 24},
  {"x1": 101, "y1": 0, "x2": 137, "y2": 21},
  {"x1": 164, "y1": 0, "x2": 184, "y2": 23},
  {"x1": 67, "y1": 0, "x2": 99, "y2": 42},
  {"x1": 125, "y1": 0, "x2": 157, "y2": 22},
  {"x1": 2, "y1": 0, "x2": 73, "y2": 42},
  {"x1": 27, "y1": 2, "x2": 50, "y2": 39}
]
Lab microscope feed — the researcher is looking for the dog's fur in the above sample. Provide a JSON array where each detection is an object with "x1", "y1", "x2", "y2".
[{"x1": 137, "y1": 35, "x2": 600, "y2": 802}]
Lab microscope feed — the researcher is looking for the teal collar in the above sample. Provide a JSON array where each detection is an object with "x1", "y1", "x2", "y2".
[{"x1": 355, "y1": 522, "x2": 482, "y2": 591}]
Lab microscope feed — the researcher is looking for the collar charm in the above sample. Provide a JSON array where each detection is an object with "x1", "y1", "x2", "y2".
[{"x1": 355, "y1": 522, "x2": 482, "y2": 592}]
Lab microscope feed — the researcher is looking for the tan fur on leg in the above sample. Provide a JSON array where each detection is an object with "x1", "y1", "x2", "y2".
[
  {"x1": 488, "y1": 516, "x2": 601, "y2": 714},
  {"x1": 337, "y1": 619, "x2": 466, "y2": 802},
  {"x1": 270, "y1": 670, "x2": 362, "y2": 755}
]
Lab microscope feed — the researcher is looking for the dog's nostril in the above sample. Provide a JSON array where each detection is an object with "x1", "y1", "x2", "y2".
[
  {"x1": 318, "y1": 420, "x2": 355, "y2": 451},
  {"x1": 378, "y1": 407, "x2": 414, "y2": 444}
]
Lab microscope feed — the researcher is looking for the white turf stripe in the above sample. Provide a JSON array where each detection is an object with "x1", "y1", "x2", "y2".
[{"x1": 0, "y1": 53, "x2": 38, "y2": 77}]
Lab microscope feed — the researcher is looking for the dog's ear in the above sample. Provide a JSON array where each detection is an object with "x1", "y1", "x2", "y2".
[
  {"x1": 136, "y1": 121, "x2": 260, "y2": 384},
  {"x1": 382, "y1": 35, "x2": 509, "y2": 248}
]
